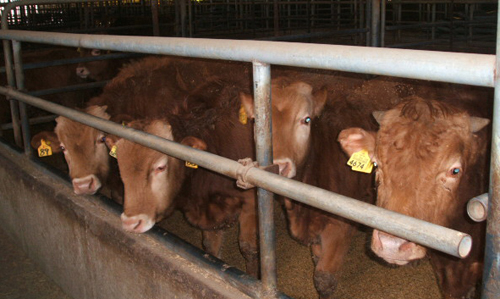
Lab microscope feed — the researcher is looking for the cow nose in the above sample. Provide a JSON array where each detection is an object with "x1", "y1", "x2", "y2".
[
  {"x1": 72, "y1": 174, "x2": 101, "y2": 195},
  {"x1": 371, "y1": 229, "x2": 426, "y2": 265},
  {"x1": 121, "y1": 213, "x2": 155, "y2": 233},
  {"x1": 76, "y1": 66, "x2": 90, "y2": 78},
  {"x1": 274, "y1": 158, "x2": 297, "y2": 178}
]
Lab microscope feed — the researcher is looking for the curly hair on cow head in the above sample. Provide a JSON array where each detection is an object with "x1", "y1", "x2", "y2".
[{"x1": 399, "y1": 96, "x2": 461, "y2": 122}]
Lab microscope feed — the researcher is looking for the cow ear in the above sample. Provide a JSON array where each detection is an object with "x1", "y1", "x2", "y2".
[
  {"x1": 312, "y1": 87, "x2": 327, "y2": 117},
  {"x1": 31, "y1": 131, "x2": 62, "y2": 153},
  {"x1": 470, "y1": 117, "x2": 490, "y2": 133},
  {"x1": 104, "y1": 134, "x2": 120, "y2": 150},
  {"x1": 372, "y1": 111, "x2": 386, "y2": 124},
  {"x1": 181, "y1": 136, "x2": 207, "y2": 151},
  {"x1": 338, "y1": 127, "x2": 377, "y2": 159},
  {"x1": 239, "y1": 92, "x2": 255, "y2": 119}
]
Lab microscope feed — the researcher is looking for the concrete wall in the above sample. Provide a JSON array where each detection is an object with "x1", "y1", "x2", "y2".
[{"x1": 0, "y1": 141, "x2": 255, "y2": 299}]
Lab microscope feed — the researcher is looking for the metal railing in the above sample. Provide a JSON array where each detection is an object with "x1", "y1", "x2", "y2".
[{"x1": 0, "y1": 29, "x2": 495, "y2": 297}]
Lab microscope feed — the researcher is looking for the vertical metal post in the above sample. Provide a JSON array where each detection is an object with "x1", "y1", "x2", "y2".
[
  {"x1": 371, "y1": 0, "x2": 381, "y2": 47},
  {"x1": 380, "y1": 0, "x2": 386, "y2": 47},
  {"x1": 252, "y1": 61, "x2": 277, "y2": 297},
  {"x1": 180, "y1": 0, "x2": 187, "y2": 37},
  {"x1": 12, "y1": 40, "x2": 31, "y2": 156},
  {"x1": 432, "y1": 3, "x2": 436, "y2": 41},
  {"x1": 188, "y1": 0, "x2": 193, "y2": 37},
  {"x1": 150, "y1": 0, "x2": 160, "y2": 36},
  {"x1": 397, "y1": 3, "x2": 402, "y2": 41},
  {"x1": 365, "y1": 0, "x2": 371, "y2": 46},
  {"x1": 482, "y1": 6, "x2": 500, "y2": 297},
  {"x1": 273, "y1": 0, "x2": 279, "y2": 37},
  {"x1": 2, "y1": 39, "x2": 22, "y2": 147}
]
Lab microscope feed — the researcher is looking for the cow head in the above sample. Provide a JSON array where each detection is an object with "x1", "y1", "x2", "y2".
[
  {"x1": 339, "y1": 97, "x2": 489, "y2": 265},
  {"x1": 31, "y1": 105, "x2": 111, "y2": 195},
  {"x1": 241, "y1": 78, "x2": 327, "y2": 178},
  {"x1": 106, "y1": 119, "x2": 206, "y2": 233},
  {"x1": 76, "y1": 48, "x2": 120, "y2": 82}
]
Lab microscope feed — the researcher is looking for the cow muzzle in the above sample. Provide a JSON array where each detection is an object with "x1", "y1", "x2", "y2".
[
  {"x1": 274, "y1": 158, "x2": 297, "y2": 178},
  {"x1": 72, "y1": 174, "x2": 102, "y2": 195},
  {"x1": 371, "y1": 229, "x2": 427, "y2": 265},
  {"x1": 76, "y1": 66, "x2": 90, "y2": 79},
  {"x1": 121, "y1": 213, "x2": 155, "y2": 233}
]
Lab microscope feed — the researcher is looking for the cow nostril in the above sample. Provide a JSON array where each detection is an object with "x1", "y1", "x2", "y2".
[
  {"x1": 398, "y1": 241, "x2": 414, "y2": 253},
  {"x1": 133, "y1": 219, "x2": 142, "y2": 231},
  {"x1": 275, "y1": 159, "x2": 297, "y2": 178},
  {"x1": 87, "y1": 177, "x2": 94, "y2": 190}
]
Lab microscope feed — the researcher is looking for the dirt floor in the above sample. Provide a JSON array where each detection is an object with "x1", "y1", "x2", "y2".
[{"x1": 160, "y1": 205, "x2": 442, "y2": 299}]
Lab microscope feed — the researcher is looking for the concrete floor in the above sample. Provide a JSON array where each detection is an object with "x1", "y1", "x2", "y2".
[{"x1": 0, "y1": 227, "x2": 72, "y2": 299}]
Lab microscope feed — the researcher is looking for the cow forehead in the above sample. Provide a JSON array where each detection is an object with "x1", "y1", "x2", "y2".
[
  {"x1": 272, "y1": 81, "x2": 314, "y2": 113},
  {"x1": 55, "y1": 118, "x2": 100, "y2": 145},
  {"x1": 116, "y1": 120, "x2": 174, "y2": 171},
  {"x1": 377, "y1": 105, "x2": 471, "y2": 166}
]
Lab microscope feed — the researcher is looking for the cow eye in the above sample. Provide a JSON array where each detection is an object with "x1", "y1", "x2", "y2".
[
  {"x1": 60, "y1": 144, "x2": 66, "y2": 151},
  {"x1": 91, "y1": 49, "x2": 101, "y2": 56},
  {"x1": 301, "y1": 116, "x2": 312, "y2": 125},
  {"x1": 98, "y1": 136, "x2": 106, "y2": 144},
  {"x1": 156, "y1": 165, "x2": 167, "y2": 173},
  {"x1": 447, "y1": 166, "x2": 462, "y2": 177}
]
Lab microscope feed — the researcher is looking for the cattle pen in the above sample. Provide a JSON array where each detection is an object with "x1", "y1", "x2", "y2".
[{"x1": 0, "y1": 0, "x2": 499, "y2": 298}]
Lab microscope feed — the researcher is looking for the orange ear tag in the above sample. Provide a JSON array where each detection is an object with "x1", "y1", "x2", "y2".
[
  {"x1": 109, "y1": 145, "x2": 117, "y2": 159},
  {"x1": 347, "y1": 150, "x2": 373, "y2": 174},
  {"x1": 37, "y1": 139, "x2": 53, "y2": 157},
  {"x1": 239, "y1": 104, "x2": 248, "y2": 125},
  {"x1": 185, "y1": 161, "x2": 198, "y2": 169}
]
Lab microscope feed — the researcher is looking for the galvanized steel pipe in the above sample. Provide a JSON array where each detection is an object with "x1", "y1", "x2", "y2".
[
  {"x1": 0, "y1": 87, "x2": 473, "y2": 260},
  {"x1": 252, "y1": 62, "x2": 277, "y2": 295},
  {"x1": 0, "y1": 30, "x2": 495, "y2": 87},
  {"x1": 481, "y1": 6, "x2": 500, "y2": 298},
  {"x1": 467, "y1": 193, "x2": 489, "y2": 222},
  {"x1": 12, "y1": 40, "x2": 31, "y2": 156}
]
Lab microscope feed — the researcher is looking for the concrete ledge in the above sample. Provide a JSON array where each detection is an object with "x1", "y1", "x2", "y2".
[{"x1": 0, "y1": 140, "x2": 266, "y2": 299}]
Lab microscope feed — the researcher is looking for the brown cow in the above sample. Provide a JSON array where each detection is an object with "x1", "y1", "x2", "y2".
[
  {"x1": 106, "y1": 77, "x2": 326, "y2": 277},
  {"x1": 75, "y1": 48, "x2": 132, "y2": 82},
  {"x1": 339, "y1": 95, "x2": 491, "y2": 298},
  {"x1": 283, "y1": 76, "x2": 413, "y2": 298},
  {"x1": 31, "y1": 56, "x2": 326, "y2": 277},
  {"x1": 31, "y1": 56, "x2": 197, "y2": 198}
]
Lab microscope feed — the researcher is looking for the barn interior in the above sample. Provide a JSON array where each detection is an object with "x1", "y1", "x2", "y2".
[{"x1": 0, "y1": 1, "x2": 497, "y2": 299}]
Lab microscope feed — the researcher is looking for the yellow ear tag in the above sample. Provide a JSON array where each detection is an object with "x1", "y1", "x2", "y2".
[
  {"x1": 109, "y1": 145, "x2": 117, "y2": 159},
  {"x1": 347, "y1": 150, "x2": 374, "y2": 174},
  {"x1": 185, "y1": 161, "x2": 198, "y2": 169},
  {"x1": 37, "y1": 139, "x2": 53, "y2": 157},
  {"x1": 239, "y1": 104, "x2": 248, "y2": 125}
]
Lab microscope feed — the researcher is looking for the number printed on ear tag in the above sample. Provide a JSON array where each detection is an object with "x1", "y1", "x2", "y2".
[
  {"x1": 38, "y1": 139, "x2": 53, "y2": 157},
  {"x1": 347, "y1": 150, "x2": 374, "y2": 173}
]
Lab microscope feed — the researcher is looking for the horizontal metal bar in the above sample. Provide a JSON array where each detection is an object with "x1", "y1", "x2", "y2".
[
  {"x1": 28, "y1": 80, "x2": 107, "y2": 97},
  {"x1": 258, "y1": 28, "x2": 369, "y2": 41},
  {"x1": 0, "y1": 30, "x2": 495, "y2": 87},
  {"x1": 0, "y1": 86, "x2": 472, "y2": 259},
  {"x1": 467, "y1": 193, "x2": 489, "y2": 222},
  {"x1": 0, "y1": 52, "x2": 142, "y2": 74},
  {"x1": 0, "y1": 114, "x2": 57, "y2": 130}
]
